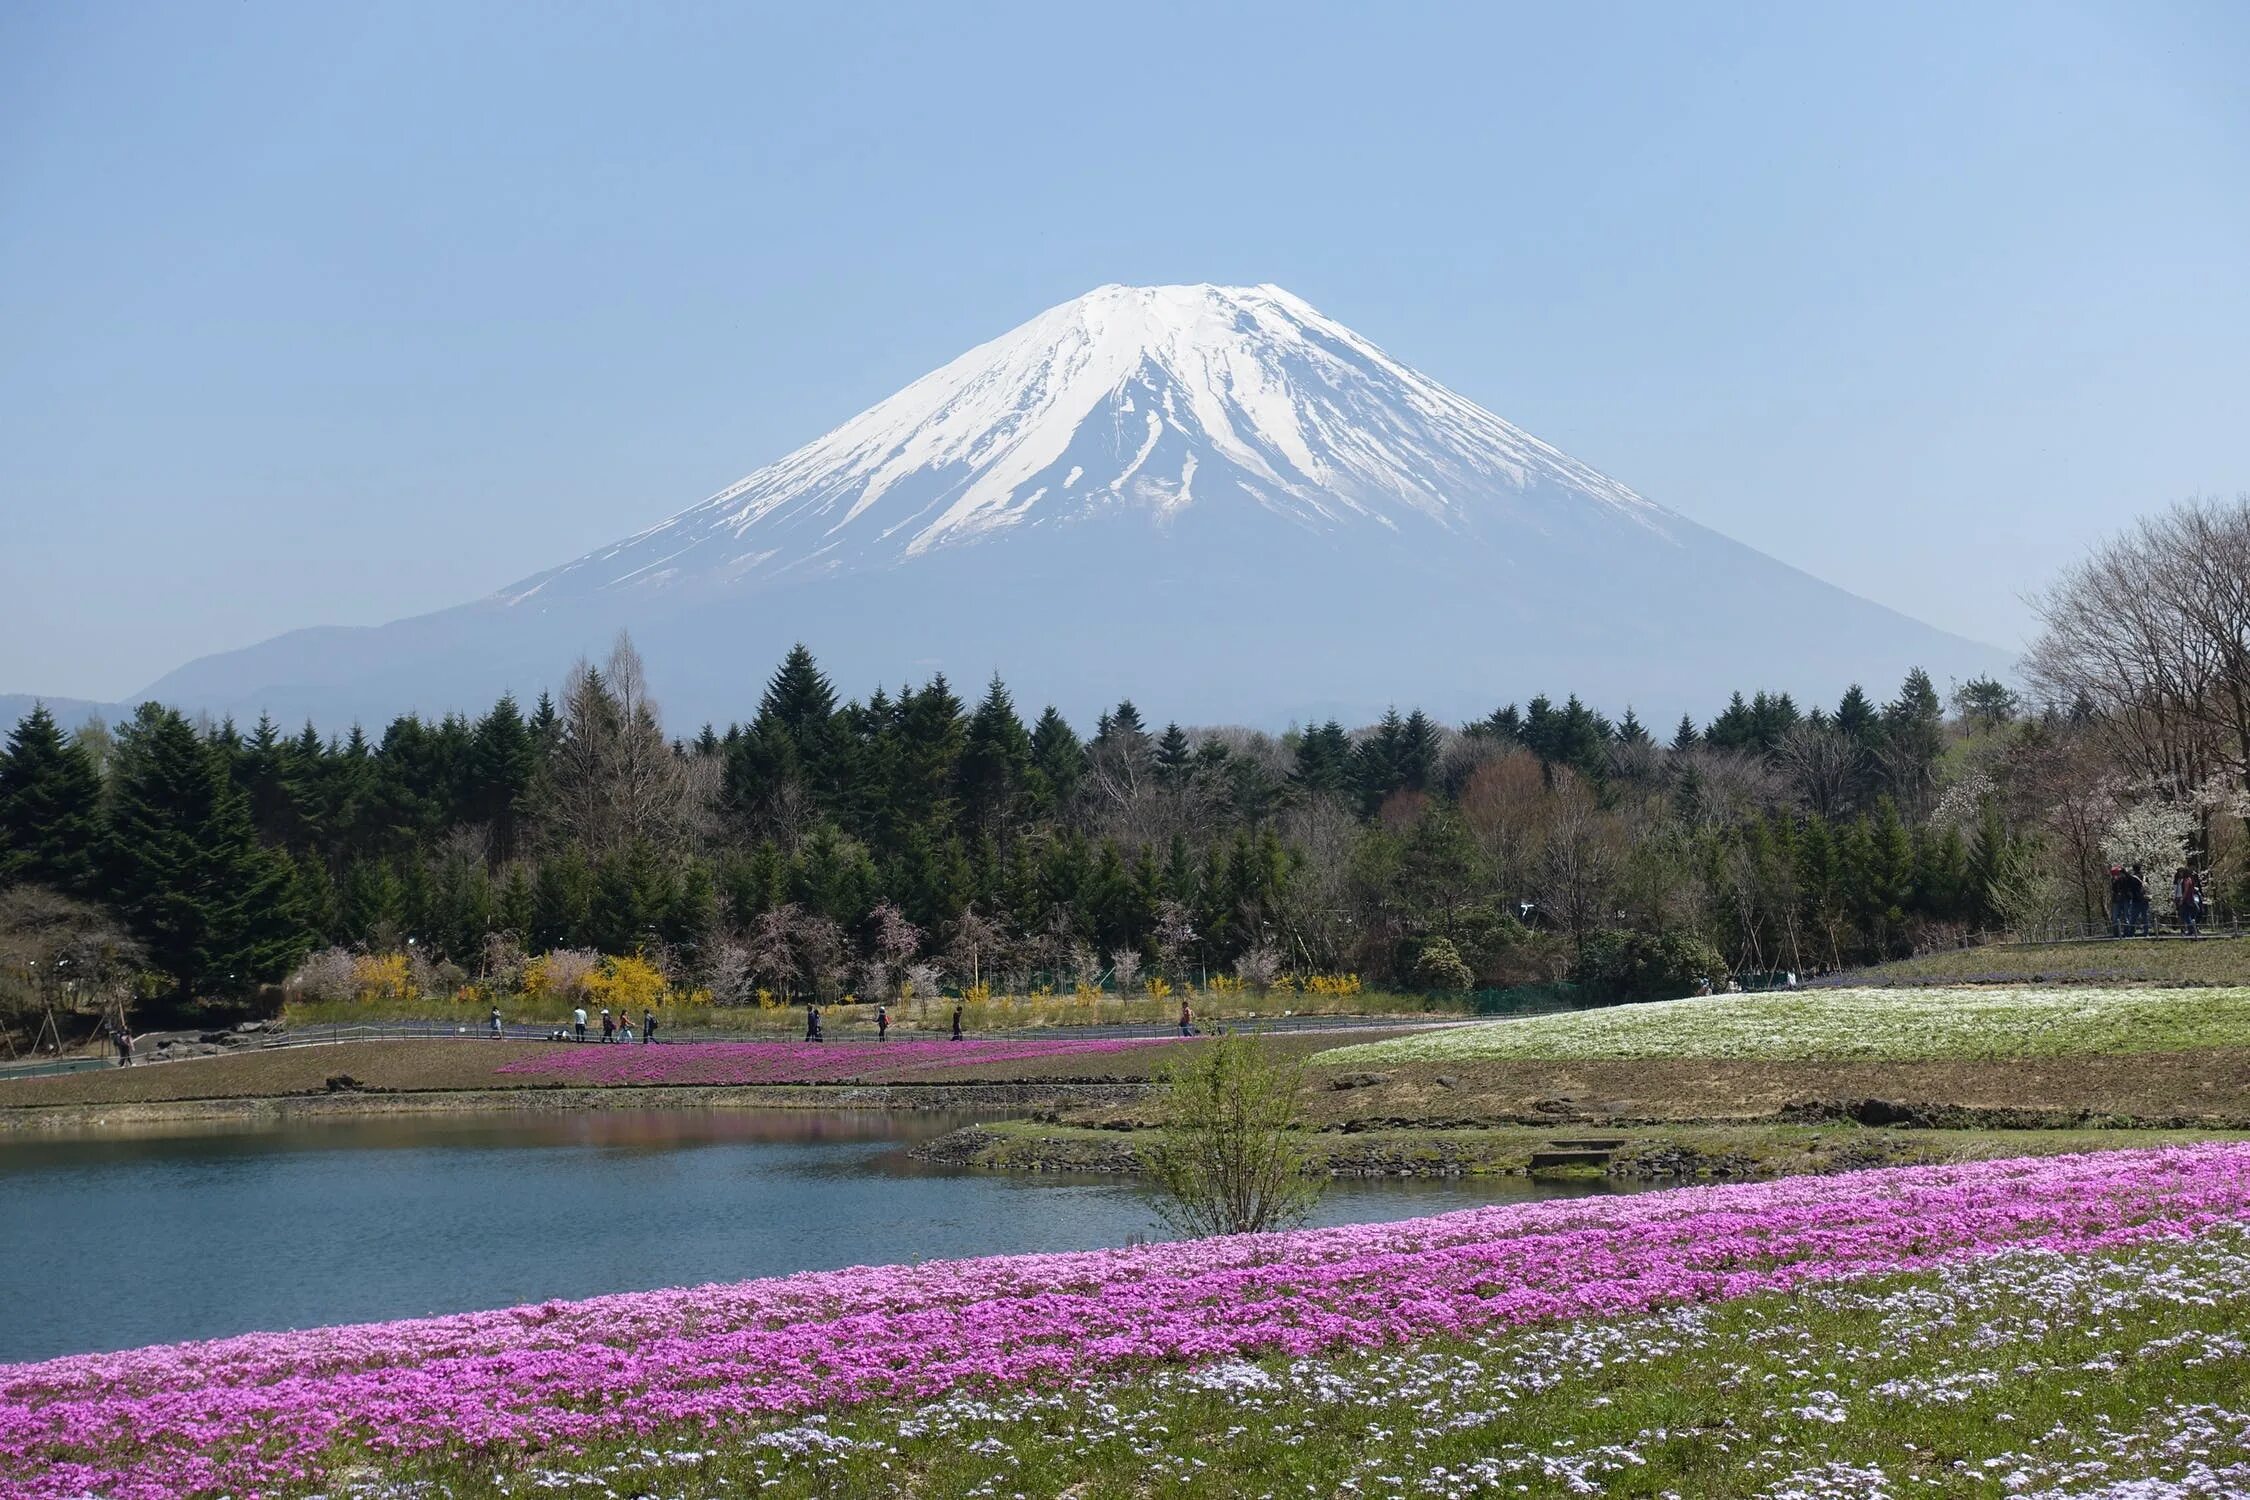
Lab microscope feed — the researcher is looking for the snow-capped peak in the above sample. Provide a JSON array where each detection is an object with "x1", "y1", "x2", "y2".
[{"x1": 502, "y1": 283, "x2": 1672, "y2": 604}]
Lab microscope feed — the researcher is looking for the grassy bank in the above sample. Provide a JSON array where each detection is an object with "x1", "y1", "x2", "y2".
[
  {"x1": 1841, "y1": 932, "x2": 2250, "y2": 986},
  {"x1": 323, "y1": 1228, "x2": 2250, "y2": 1498},
  {"x1": 1321, "y1": 984, "x2": 2250, "y2": 1066},
  {"x1": 942, "y1": 1117, "x2": 2250, "y2": 1180},
  {"x1": 0, "y1": 1030, "x2": 1403, "y2": 1112}
]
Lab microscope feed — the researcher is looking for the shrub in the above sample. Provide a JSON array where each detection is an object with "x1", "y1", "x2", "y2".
[
  {"x1": 523, "y1": 948, "x2": 600, "y2": 1002},
  {"x1": 1410, "y1": 938, "x2": 1475, "y2": 992},
  {"x1": 1145, "y1": 1029, "x2": 1322, "y2": 1237},
  {"x1": 287, "y1": 947, "x2": 361, "y2": 1004},
  {"x1": 352, "y1": 952, "x2": 414, "y2": 1004},
  {"x1": 586, "y1": 954, "x2": 669, "y2": 1013},
  {"x1": 1570, "y1": 930, "x2": 1728, "y2": 1003}
]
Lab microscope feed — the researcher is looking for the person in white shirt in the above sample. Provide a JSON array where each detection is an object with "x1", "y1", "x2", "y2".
[{"x1": 573, "y1": 1006, "x2": 588, "y2": 1042}]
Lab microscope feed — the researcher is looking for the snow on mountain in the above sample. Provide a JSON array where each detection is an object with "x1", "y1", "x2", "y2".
[
  {"x1": 498, "y1": 283, "x2": 1670, "y2": 606},
  {"x1": 120, "y1": 283, "x2": 2011, "y2": 731}
]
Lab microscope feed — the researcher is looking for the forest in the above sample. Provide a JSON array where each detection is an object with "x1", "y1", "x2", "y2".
[{"x1": 2, "y1": 498, "x2": 2246, "y2": 1023}]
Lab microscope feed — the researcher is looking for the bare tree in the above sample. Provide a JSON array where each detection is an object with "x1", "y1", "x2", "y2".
[
  {"x1": 545, "y1": 633, "x2": 694, "y2": 856},
  {"x1": 945, "y1": 905, "x2": 1005, "y2": 990},
  {"x1": 703, "y1": 936, "x2": 757, "y2": 1006},
  {"x1": 1152, "y1": 900, "x2": 1198, "y2": 986},
  {"x1": 1777, "y1": 723, "x2": 1863, "y2": 820},
  {"x1": 2028, "y1": 497, "x2": 2250, "y2": 807},
  {"x1": 1534, "y1": 771, "x2": 1622, "y2": 943},
  {"x1": 867, "y1": 901, "x2": 923, "y2": 1001},
  {"x1": 1108, "y1": 947, "x2": 1142, "y2": 997},
  {"x1": 1233, "y1": 942, "x2": 1284, "y2": 995}
]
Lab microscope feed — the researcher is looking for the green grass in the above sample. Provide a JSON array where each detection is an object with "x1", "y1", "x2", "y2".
[
  {"x1": 962, "y1": 1117, "x2": 2250, "y2": 1180},
  {"x1": 1846, "y1": 933, "x2": 2250, "y2": 986},
  {"x1": 363, "y1": 1227, "x2": 2250, "y2": 1498},
  {"x1": 1317, "y1": 984, "x2": 2250, "y2": 1066}
]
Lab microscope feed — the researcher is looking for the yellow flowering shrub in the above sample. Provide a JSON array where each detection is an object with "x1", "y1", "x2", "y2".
[
  {"x1": 351, "y1": 953, "x2": 414, "y2": 1004},
  {"x1": 963, "y1": 982, "x2": 992, "y2": 1006},
  {"x1": 586, "y1": 954, "x2": 670, "y2": 1012},
  {"x1": 1146, "y1": 975, "x2": 1173, "y2": 1001}
]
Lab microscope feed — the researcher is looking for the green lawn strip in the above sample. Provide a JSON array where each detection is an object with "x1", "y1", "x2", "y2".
[
  {"x1": 362, "y1": 1228, "x2": 2250, "y2": 1499},
  {"x1": 962, "y1": 1118, "x2": 2250, "y2": 1180},
  {"x1": 1848, "y1": 934, "x2": 2250, "y2": 988},
  {"x1": 1319, "y1": 985, "x2": 2250, "y2": 1066}
]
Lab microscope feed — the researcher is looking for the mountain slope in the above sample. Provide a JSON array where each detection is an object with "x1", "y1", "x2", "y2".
[{"x1": 128, "y1": 283, "x2": 2008, "y2": 729}]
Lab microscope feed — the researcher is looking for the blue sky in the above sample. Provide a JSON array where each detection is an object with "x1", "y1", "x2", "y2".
[{"x1": 2, "y1": 1, "x2": 2244, "y2": 700}]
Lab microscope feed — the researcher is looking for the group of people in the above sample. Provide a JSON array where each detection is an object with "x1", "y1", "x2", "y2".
[
  {"x1": 560, "y1": 1005, "x2": 661, "y2": 1043},
  {"x1": 797, "y1": 999, "x2": 962, "y2": 1042},
  {"x1": 2108, "y1": 863, "x2": 2208, "y2": 937}
]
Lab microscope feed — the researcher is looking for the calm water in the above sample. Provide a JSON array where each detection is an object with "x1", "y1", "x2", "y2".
[{"x1": 0, "y1": 1110, "x2": 1627, "y2": 1364}]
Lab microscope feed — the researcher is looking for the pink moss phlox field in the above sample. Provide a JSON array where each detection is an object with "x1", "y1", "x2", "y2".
[
  {"x1": 489, "y1": 1036, "x2": 1182, "y2": 1086},
  {"x1": 7, "y1": 1146, "x2": 2249, "y2": 1500}
]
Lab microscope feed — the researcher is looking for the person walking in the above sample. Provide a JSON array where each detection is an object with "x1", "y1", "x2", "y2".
[
  {"x1": 618, "y1": 1014, "x2": 635, "y2": 1042},
  {"x1": 950, "y1": 1001, "x2": 964, "y2": 1041},
  {"x1": 573, "y1": 1005, "x2": 588, "y2": 1042},
  {"x1": 876, "y1": 1002, "x2": 889, "y2": 1042},
  {"x1": 2108, "y1": 866, "x2": 2129, "y2": 937},
  {"x1": 2127, "y1": 864, "x2": 2151, "y2": 936},
  {"x1": 490, "y1": 1006, "x2": 504, "y2": 1039},
  {"x1": 805, "y1": 1000, "x2": 820, "y2": 1043},
  {"x1": 642, "y1": 1008, "x2": 657, "y2": 1044},
  {"x1": 601, "y1": 1007, "x2": 615, "y2": 1043},
  {"x1": 1178, "y1": 997, "x2": 1194, "y2": 1037},
  {"x1": 2176, "y1": 867, "x2": 2203, "y2": 937},
  {"x1": 113, "y1": 1023, "x2": 132, "y2": 1068}
]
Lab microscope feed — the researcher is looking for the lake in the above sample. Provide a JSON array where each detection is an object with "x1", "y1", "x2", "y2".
[{"x1": 0, "y1": 1109, "x2": 1632, "y2": 1365}]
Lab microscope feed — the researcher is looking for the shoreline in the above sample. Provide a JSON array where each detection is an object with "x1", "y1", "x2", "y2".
[{"x1": 0, "y1": 1079, "x2": 1157, "y2": 1135}]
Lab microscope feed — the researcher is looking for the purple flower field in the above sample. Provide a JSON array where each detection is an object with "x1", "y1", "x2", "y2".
[
  {"x1": 490, "y1": 1036, "x2": 1183, "y2": 1086},
  {"x1": 5, "y1": 1144, "x2": 2246, "y2": 1500}
]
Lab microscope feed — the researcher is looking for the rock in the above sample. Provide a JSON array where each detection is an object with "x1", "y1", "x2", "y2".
[
  {"x1": 1433, "y1": 1074, "x2": 1460, "y2": 1089},
  {"x1": 324, "y1": 1074, "x2": 365, "y2": 1093},
  {"x1": 1328, "y1": 1072, "x2": 1392, "y2": 1091}
]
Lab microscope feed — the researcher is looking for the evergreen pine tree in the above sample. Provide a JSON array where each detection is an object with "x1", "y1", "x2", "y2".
[
  {"x1": 1834, "y1": 684, "x2": 1881, "y2": 744},
  {"x1": 1397, "y1": 710, "x2": 1443, "y2": 791},
  {"x1": 496, "y1": 865, "x2": 537, "y2": 943},
  {"x1": 1289, "y1": 721, "x2": 1353, "y2": 798},
  {"x1": 959, "y1": 676, "x2": 1034, "y2": 836},
  {"x1": 102, "y1": 704, "x2": 307, "y2": 996},
  {"x1": 292, "y1": 852, "x2": 339, "y2": 943},
  {"x1": 338, "y1": 860, "x2": 403, "y2": 947},
  {"x1": 472, "y1": 693, "x2": 540, "y2": 862},
  {"x1": 1153, "y1": 723, "x2": 1194, "y2": 787},
  {"x1": 1027, "y1": 706, "x2": 1085, "y2": 815},
  {"x1": 0, "y1": 705, "x2": 105, "y2": 896},
  {"x1": 1670, "y1": 713, "x2": 1701, "y2": 752}
]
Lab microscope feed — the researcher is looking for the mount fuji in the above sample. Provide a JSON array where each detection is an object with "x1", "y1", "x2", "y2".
[{"x1": 116, "y1": 283, "x2": 2003, "y2": 730}]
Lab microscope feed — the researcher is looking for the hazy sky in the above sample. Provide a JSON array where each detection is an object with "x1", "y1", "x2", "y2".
[{"x1": 3, "y1": 1, "x2": 2245, "y2": 700}]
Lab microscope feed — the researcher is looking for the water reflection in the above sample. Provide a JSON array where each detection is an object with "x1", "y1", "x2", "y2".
[{"x1": 0, "y1": 1109, "x2": 1628, "y2": 1364}]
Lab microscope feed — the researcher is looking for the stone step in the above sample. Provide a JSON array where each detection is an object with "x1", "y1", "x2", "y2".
[
  {"x1": 1547, "y1": 1137, "x2": 1627, "y2": 1151},
  {"x1": 1528, "y1": 1148, "x2": 1615, "y2": 1170}
]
